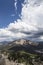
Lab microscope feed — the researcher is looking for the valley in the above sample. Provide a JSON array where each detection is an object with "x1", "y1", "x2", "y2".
[{"x1": 0, "y1": 39, "x2": 43, "y2": 65}]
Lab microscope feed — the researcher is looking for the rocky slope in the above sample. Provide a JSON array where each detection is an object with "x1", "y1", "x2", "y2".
[{"x1": 1, "y1": 39, "x2": 43, "y2": 54}]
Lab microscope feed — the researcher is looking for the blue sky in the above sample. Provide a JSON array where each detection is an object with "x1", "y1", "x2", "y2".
[
  {"x1": 0, "y1": 0, "x2": 43, "y2": 42},
  {"x1": 0, "y1": 0, "x2": 24, "y2": 28}
]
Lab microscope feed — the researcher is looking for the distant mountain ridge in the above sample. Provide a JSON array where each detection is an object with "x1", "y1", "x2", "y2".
[
  {"x1": 8, "y1": 39, "x2": 39, "y2": 46},
  {"x1": 0, "y1": 41, "x2": 9, "y2": 45},
  {"x1": 0, "y1": 39, "x2": 43, "y2": 54}
]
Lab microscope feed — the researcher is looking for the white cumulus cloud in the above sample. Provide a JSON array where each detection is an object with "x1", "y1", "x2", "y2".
[{"x1": 0, "y1": 0, "x2": 43, "y2": 42}]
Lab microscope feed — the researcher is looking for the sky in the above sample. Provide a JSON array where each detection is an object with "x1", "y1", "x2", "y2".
[
  {"x1": 0, "y1": 0, "x2": 24, "y2": 27},
  {"x1": 0, "y1": 0, "x2": 43, "y2": 42}
]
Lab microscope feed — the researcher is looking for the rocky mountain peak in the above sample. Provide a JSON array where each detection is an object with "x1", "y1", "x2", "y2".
[{"x1": 12, "y1": 39, "x2": 39, "y2": 46}]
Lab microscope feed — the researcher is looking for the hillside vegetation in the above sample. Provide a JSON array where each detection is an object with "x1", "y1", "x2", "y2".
[{"x1": 7, "y1": 51, "x2": 43, "y2": 65}]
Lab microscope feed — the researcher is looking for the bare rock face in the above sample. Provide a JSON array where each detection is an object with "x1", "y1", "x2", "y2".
[
  {"x1": 10, "y1": 39, "x2": 39, "y2": 46},
  {"x1": 0, "y1": 54, "x2": 5, "y2": 65},
  {"x1": 15, "y1": 39, "x2": 26, "y2": 45}
]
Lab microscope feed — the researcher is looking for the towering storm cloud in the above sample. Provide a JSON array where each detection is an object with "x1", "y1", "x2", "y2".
[{"x1": 0, "y1": 0, "x2": 43, "y2": 42}]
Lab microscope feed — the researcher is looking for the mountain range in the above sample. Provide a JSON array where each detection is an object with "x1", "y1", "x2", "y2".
[{"x1": 0, "y1": 39, "x2": 43, "y2": 54}]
